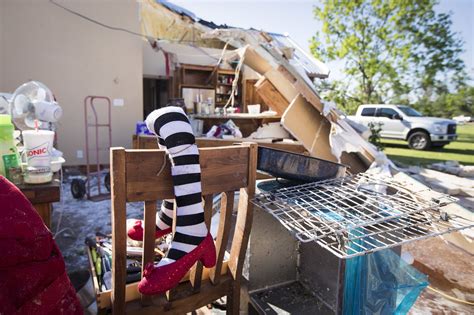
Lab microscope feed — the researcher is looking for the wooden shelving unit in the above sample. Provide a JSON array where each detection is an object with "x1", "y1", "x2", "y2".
[
  {"x1": 216, "y1": 69, "x2": 239, "y2": 107},
  {"x1": 176, "y1": 64, "x2": 242, "y2": 110},
  {"x1": 179, "y1": 64, "x2": 216, "y2": 90}
]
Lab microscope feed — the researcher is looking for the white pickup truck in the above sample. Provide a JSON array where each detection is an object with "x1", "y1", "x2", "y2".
[{"x1": 348, "y1": 104, "x2": 457, "y2": 150}]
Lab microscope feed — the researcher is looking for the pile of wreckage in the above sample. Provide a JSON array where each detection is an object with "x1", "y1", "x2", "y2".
[{"x1": 136, "y1": 1, "x2": 474, "y2": 313}]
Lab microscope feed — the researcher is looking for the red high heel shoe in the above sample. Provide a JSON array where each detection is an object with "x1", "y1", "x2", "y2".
[
  {"x1": 127, "y1": 220, "x2": 172, "y2": 241},
  {"x1": 138, "y1": 233, "x2": 216, "y2": 295}
]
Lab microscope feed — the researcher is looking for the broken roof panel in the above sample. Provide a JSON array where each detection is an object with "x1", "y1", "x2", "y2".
[
  {"x1": 203, "y1": 28, "x2": 379, "y2": 168},
  {"x1": 155, "y1": 0, "x2": 197, "y2": 21},
  {"x1": 153, "y1": 1, "x2": 328, "y2": 79},
  {"x1": 268, "y1": 32, "x2": 329, "y2": 79},
  {"x1": 156, "y1": 0, "x2": 232, "y2": 30},
  {"x1": 141, "y1": 0, "x2": 226, "y2": 48}
]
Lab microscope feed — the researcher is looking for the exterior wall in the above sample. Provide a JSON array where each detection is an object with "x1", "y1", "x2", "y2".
[{"x1": 0, "y1": 0, "x2": 143, "y2": 165}]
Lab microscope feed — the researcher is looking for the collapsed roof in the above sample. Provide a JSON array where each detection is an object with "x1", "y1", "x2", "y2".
[
  {"x1": 141, "y1": 0, "x2": 329, "y2": 79},
  {"x1": 140, "y1": 0, "x2": 381, "y2": 171}
]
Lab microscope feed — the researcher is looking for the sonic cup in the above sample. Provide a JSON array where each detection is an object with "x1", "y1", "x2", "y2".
[{"x1": 22, "y1": 130, "x2": 54, "y2": 184}]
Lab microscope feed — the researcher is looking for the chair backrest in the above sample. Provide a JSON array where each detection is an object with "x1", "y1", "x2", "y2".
[{"x1": 110, "y1": 143, "x2": 257, "y2": 314}]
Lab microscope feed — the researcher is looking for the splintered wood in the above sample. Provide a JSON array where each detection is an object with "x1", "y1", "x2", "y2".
[
  {"x1": 240, "y1": 45, "x2": 376, "y2": 169},
  {"x1": 282, "y1": 94, "x2": 336, "y2": 162}
]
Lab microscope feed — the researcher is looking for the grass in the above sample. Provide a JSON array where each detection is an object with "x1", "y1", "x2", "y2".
[{"x1": 381, "y1": 123, "x2": 474, "y2": 166}]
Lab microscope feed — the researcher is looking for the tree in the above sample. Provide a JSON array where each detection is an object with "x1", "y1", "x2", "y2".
[
  {"x1": 311, "y1": 0, "x2": 466, "y2": 114},
  {"x1": 413, "y1": 85, "x2": 474, "y2": 118}
]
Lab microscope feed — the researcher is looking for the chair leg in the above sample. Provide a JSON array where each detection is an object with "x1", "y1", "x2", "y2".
[{"x1": 227, "y1": 282, "x2": 241, "y2": 315}]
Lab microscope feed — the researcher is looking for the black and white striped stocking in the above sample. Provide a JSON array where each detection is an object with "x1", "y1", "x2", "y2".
[
  {"x1": 155, "y1": 142, "x2": 174, "y2": 233},
  {"x1": 129, "y1": 142, "x2": 174, "y2": 236},
  {"x1": 146, "y1": 107, "x2": 208, "y2": 268}
]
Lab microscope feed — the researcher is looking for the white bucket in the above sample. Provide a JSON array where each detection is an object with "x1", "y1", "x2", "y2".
[
  {"x1": 247, "y1": 104, "x2": 261, "y2": 115},
  {"x1": 22, "y1": 130, "x2": 54, "y2": 184}
]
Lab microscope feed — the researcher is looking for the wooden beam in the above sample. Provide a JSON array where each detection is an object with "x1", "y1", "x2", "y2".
[{"x1": 255, "y1": 78, "x2": 289, "y2": 116}]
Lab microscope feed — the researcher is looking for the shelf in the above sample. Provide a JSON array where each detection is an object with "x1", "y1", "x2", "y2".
[
  {"x1": 217, "y1": 69, "x2": 236, "y2": 75},
  {"x1": 182, "y1": 64, "x2": 215, "y2": 72},
  {"x1": 180, "y1": 84, "x2": 215, "y2": 90},
  {"x1": 181, "y1": 64, "x2": 216, "y2": 87},
  {"x1": 193, "y1": 114, "x2": 281, "y2": 120}
]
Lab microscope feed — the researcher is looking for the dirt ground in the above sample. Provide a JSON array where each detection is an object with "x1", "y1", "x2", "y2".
[{"x1": 405, "y1": 237, "x2": 474, "y2": 314}]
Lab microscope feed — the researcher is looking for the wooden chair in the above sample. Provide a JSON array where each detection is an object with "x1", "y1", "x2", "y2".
[{"x1": 110, "y1": 143, "x2": 257, "y2": 314}]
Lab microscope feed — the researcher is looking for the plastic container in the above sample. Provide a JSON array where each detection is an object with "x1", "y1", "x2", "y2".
[
  {"x1": 22, "y1": 129, "x2": 55, "y2": 184},
  {"x1": 0, "y1": 115, "x2": 21, "y2": 183},
  {"x1": 247, "y1": 104, "x2": 261, "y2": 114}
]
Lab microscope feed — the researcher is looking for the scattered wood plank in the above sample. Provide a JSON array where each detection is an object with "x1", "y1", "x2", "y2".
[{"x1": 254, "y1": 77, "x2": 288, "y2": 116}]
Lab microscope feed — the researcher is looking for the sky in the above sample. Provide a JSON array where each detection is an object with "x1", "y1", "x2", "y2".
[{"x1": 171, "y1": 0, "x2": 474, "y2": 82}]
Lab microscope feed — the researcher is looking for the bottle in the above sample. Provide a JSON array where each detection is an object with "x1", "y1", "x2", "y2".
[
  {"x1": 207, "y1": 97, "x2": 215, "y2": 115},
  {"x1": 0, "y1": 115, "x2": 21, "y2": 183}
]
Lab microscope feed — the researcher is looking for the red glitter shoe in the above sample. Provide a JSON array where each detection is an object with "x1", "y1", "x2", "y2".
[
  {"x1": 138, "y1": 233, "x2": 216, "y2": 295},
  {"x1": 127, "y1": 220, "x2": 172, "y2": 241}
]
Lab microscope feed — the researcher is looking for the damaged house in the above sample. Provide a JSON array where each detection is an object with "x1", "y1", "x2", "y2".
[{"x1": 1, "y1": 0, "x2": 473, "y2": 314}]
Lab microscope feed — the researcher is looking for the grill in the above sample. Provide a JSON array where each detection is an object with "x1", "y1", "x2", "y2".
[
  {"x1": 448, "y1": 123, "x2": 457, "y2": 134},
  {"x1": 247, "y1": 160, "x2": 474, "y2": 314},
  {"x1": 252, "y1": 173, "x2": 473, "y2": 259}
]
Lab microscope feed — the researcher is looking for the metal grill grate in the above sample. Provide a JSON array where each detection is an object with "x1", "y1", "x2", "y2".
[{"x1": 253, "y1": 173, "x2": 474, "y2": 259}]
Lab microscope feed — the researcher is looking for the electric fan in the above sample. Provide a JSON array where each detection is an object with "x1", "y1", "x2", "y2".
[
  {"x1": 10, "y1": 81, "x2": 63, "y2": 129},
  {"x1": 2, "y1": 81, "x2": 65, "y2": 183}
]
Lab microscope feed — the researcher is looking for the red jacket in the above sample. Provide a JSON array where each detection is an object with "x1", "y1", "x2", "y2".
[{"x1": 0, "y1": 176, "x2": 82, "y2": 314}]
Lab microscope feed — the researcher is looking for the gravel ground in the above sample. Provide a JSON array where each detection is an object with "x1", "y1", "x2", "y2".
[{"x1": 51, "y1": 174, "x2": 144, "y2": 273}]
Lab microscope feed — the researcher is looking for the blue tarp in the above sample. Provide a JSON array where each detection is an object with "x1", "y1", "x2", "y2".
[{"x1": 343, "y1": 230, "x2": 428, "y2": 315}]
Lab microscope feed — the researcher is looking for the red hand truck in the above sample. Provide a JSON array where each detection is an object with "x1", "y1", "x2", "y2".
[{"x1": 71, "y1": 96, "x2": 112, "y2": 201}]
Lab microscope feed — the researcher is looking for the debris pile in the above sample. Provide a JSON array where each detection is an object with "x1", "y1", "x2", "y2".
[
  {"x1": 428, "y1": 160, "x2": 474, "y2": 178},
  {"x1": 405, "y1": 165, "x2": 474, "y2": 197}
]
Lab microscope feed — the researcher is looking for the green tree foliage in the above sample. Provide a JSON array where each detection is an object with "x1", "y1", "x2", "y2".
[
  {"x1": 413, "y1": 85, "x2": 474, "y2": 118},
  {"x1": 311, "y1": 0, "x2": 467, "y2": 115}
]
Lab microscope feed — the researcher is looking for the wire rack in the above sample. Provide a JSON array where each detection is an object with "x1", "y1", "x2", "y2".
[{"x1": 253, "y1": 173, "x2": 474, "y2": 259}]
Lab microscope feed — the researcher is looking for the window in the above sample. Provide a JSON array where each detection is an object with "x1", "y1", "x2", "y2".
[
  {"x1": 377, "y1": 108, "x2": 399, "y2": 119},
  {"x1": 397, "y1": 106, "x2": 423, "y2": 117},
  {"x1": 361, "y1": 107, "x2": 376, "y2": 116}
]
